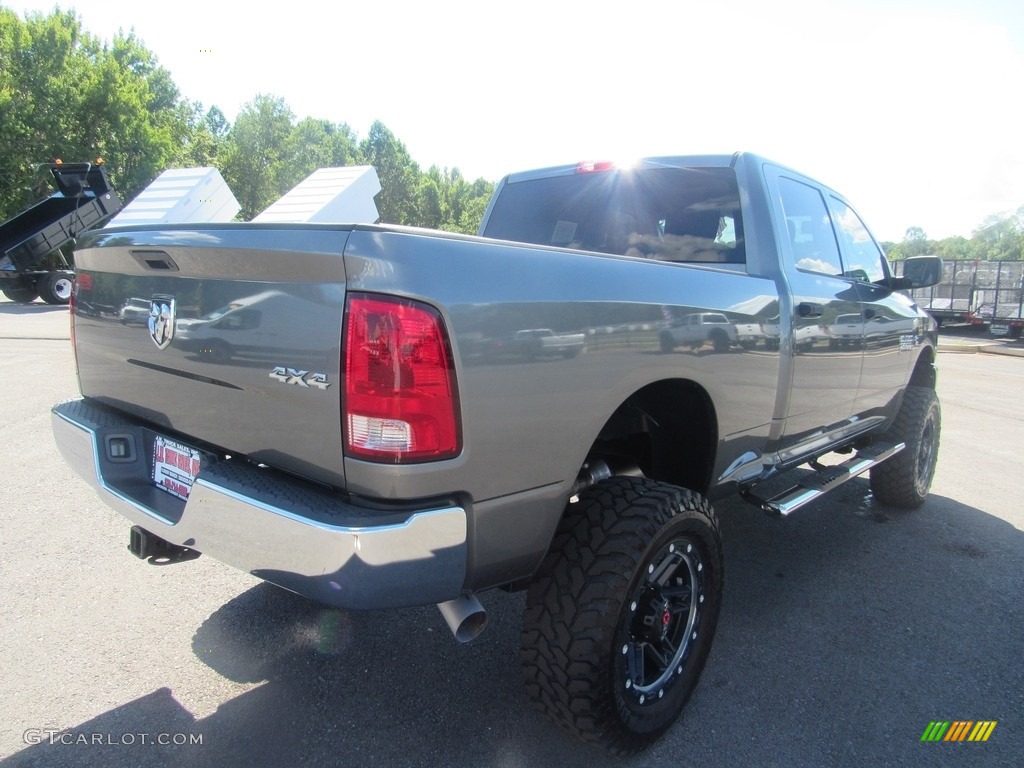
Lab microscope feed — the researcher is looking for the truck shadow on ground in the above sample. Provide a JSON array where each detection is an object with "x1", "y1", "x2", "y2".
[
  {"x1": 0, "y1": 302, "x2": 69, "y2": 315},
  {"x1": 5, "y1": 481, "x2": 1022, "y2": 768}
]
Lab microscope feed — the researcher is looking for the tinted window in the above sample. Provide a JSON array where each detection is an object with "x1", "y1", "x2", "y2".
[
  {"x1": 483, "y1": 167, "x2": 745, "y2": 264},
  {"x1": 830, "y1": 197, "x2": 886, "y2": 282},
  {"x1": 777, "y1": 177, "x2": 844, "y2": 276}
]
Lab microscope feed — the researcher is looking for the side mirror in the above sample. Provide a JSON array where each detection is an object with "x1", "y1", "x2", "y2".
[
  {"x1": 884, "y1": 255, "x2": 943, "y2": 290},
  {"x1": 900, "y1": 255, "x2": 943, "y2": 289}
]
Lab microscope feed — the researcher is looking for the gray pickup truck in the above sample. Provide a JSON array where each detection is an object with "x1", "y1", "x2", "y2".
[{"x1": 51, "y1": 153, "x2": 943, "y2": 754}]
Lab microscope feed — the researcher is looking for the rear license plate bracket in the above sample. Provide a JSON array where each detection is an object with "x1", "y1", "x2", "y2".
[{"x1": 152, "y1": 435, "x2": 201, "y2": 500}]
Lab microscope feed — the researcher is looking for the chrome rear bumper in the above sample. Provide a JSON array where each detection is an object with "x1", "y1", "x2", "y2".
[{"x1": 51, "y1": 399, "x2": 467, "y2": 610}]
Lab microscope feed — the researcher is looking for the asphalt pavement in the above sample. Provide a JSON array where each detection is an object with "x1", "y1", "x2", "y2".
[{"x1": 0, "y1": 298, "x2": 1021, "y2": 768}]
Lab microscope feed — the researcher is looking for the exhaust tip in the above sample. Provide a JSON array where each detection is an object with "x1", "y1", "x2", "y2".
[{"x1": 437, "y1": 594, "x2": 488, "y2": 643}]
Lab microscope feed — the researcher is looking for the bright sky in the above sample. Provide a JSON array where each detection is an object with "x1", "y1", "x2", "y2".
[{"x1": 9, "y1": 0, "x2": 1024, "y2": 241}]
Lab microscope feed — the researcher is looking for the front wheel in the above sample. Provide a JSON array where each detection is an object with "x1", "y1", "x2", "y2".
[
  {"x1": 869, "y1": 386, "x2": 941, "y2": 508},
  {"x1": 521, "y1": 477, "x2": 723, "y2": 754}
]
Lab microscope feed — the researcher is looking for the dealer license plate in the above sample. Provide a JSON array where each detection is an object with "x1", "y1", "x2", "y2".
[{"x1": 152, "y1": 435, "x2": 201, "y2": 501}]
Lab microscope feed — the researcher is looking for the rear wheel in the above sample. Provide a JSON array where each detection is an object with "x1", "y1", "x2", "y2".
[
  {"x1": 39, "y1": 271, "x2": 74, "y2": 305},
  {"x1": 522, "y1": 477, "x2": 723, "y2": 754},
  {"x1": 870, "y1": 386, "x2": 941, "y2": 508},
  {"x1": 1, "y1": 280, "x2": 39, "y2": 303}
]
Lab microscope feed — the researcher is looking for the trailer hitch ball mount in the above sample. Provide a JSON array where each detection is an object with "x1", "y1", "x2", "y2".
[{"x1": 128, "y1": 525, "x2": 201, "y2": 564}]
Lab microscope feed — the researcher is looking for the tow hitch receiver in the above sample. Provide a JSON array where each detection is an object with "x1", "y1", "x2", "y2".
[{"x1": 128, "y1": 526, "x2": 201, "y2": 564}]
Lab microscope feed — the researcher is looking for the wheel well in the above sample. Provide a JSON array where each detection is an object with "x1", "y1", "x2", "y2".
[
  {"x1": 587, "y1": 380, "x2": 717, "y2": 494},
  {"x1": 910, "y1": 346, "x2": 937, "y2": 389}
]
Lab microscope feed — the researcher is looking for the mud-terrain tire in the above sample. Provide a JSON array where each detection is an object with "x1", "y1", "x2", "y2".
[
  {"x1": 521, "y1": 476, "x2": 723, "y2": 754},
  {"x1": 870, "y1": 386, "x2": 941, "y2": 509}
]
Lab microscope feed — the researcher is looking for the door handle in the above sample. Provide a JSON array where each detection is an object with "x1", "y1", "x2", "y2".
[{"x1": 797, "y1": 302, "x2": 824, "y2": 319}]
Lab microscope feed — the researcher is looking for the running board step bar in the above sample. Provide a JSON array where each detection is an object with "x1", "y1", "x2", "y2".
[{"x1": 746, "y1": 442, "x2": 905, "y2": 516}]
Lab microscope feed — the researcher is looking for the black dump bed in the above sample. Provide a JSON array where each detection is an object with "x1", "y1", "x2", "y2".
[{"x1": 0, "y1": 163, "x2": 122, "y2": 272}]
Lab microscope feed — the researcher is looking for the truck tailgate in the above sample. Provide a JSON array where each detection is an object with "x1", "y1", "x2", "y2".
[{"x1": 71, "y1": 225, "x2": 351, "y2": 487}]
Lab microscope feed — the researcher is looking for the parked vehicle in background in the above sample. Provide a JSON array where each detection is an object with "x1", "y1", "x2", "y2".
[
  {"x1": 0, "y1": 162, "x2": 121, "y2": 304},
  {"x1": 118, "y1": 298, "x2": 152, "y2": 325},
  {"x1": 507, "y1": 328, "x2": 586, "y2": 359},
  {"x1": 830, "y1": 312, "x2": 865, "y2": 348},
  {"x1": 896, "y1": 258, "x2": 1024, "y2": 338},
  {"x1": 734, "y1": 320, "x2": 762, "y2": 349},
  {"x1": 659, "y1": 311, "x2": 737, "y2": 352}
]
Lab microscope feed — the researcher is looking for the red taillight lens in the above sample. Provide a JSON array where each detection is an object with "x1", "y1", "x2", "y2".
[
  {"x1": 576, "y1": 160, "x2": 616, "y2": 173},
  {"x1": 343, "y1": 294, "x2": 461, "y2": 463}
]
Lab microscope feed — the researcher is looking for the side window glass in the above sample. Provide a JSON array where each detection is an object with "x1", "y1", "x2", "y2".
[
  {"x1": 830, "y1": 197, "x2": 886, "y2": 282},
  {"x1": 778, "y1": 177, "x2": 844, "y2": 277}
]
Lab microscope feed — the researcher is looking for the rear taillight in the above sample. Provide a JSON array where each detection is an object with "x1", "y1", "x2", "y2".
[
  {"x1": 576, "y1": 160, "x2": 616, "y2": 173},
  {"x1": 343, "y1": 293, "x2": 461, "y2": 463}
]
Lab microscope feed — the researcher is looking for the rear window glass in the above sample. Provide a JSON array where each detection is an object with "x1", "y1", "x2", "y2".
[{"x1": 483, "y1": 167, "x2": 745, "y2": 264}]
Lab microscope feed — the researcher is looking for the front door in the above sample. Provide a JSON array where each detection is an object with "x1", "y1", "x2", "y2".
[
  {"x1": 827, "y1": 195, "x2": 918, "y2": 418},
  {"x1": 766, "y1": 169, "x2": 865, "y2": 447}
]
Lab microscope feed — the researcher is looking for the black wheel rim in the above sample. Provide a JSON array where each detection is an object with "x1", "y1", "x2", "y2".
[
  {"x1": 915, "y1": 415, "x2": 938, "y2": 494},
  {"x1": 620, "y1": 536, "x2": 705, "y2": 705}
]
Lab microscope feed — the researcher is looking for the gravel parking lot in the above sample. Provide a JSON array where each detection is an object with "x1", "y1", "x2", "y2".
[{"x1": 1, "y1": 300, "x2": 1021, "y2": 768}]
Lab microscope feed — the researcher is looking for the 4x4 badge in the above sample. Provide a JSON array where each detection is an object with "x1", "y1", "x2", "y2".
[
  {"x1": 269, "y1": 366, "x2": 330, "y2": 390},
  {"x1": 148, "y1": 296, "x2": 176, "y2": 350}
]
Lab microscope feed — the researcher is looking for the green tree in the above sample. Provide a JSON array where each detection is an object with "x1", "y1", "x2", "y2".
[
  {"x1": 359, "y1": 120, "x2": 420, "y2": 225},
  {"x1": 1, "y1": 9, "x2": 492, "y2": 230},
  {"x1": 416, "y1": 165, "x2": 494, "y2": 234},
  {"x1": 902, "y1": 226, "x2": 931, "y2": 257},
  {"x1": 932, "y1": 235, "x2": 975, "y2": 262},
  {"x1": 220, "y1": 94, "x2": 295, "y2": 219},
  {"x1": 971, "y1": 207, "x2": 1024, "y2": 261},
  {"x1": 418, "y1": 168, "x2": 445, "y2": 229},
  {"x1": 454, "y1": 174, "x2": 494, "y2": 234},
  {"x1": 81, "y1": 32, "x2": 184, "y2": 194},
  {"x1": 0, "y1": 8, "x2": 198, "y2": 217},
  {"x1": 280, "y1": 117, "x2": 362, "y2": 191},
  {"x1": 0, "y1": 7, "x2": 94, "y2": 214},
  {"x1": 885, "y1": 226, "x2": 931, "y2": 261},
  {"x1": 169, "y1": 102, "x2": 230, "y2": 168},
  {"x1": 458, "y1": 189, "x2": 492, "y2": 234}
]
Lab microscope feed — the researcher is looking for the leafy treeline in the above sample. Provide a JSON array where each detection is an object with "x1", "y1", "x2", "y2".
[
  {"x1": 7, "y1": 8, "x2": 1021, "y2": 253},
  {"x1": 882, "y1": 208, "x2": 1024, "y2": 262},
  {"x1": 0, "y1": 7, "x2": 493, "y2": 232}
]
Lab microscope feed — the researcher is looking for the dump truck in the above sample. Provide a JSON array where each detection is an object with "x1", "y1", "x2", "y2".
[{"x1": 0, "y1": 162, "x2": 121, "y2": 304}]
